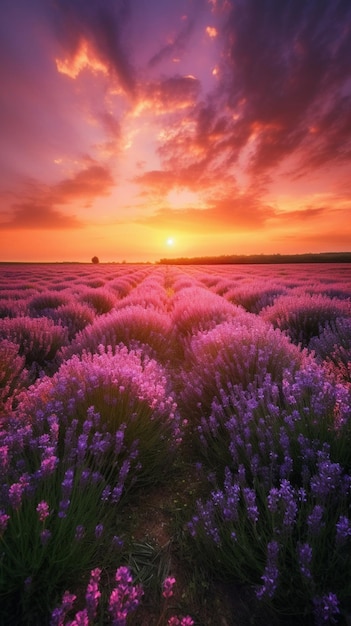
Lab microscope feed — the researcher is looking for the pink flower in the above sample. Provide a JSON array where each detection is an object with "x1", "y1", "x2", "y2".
[
  {"x1": 36, "y1": 500, "x2": 50, "y2": 522},
  {"x1": 168, "y1": 617, "x2": 194, "y2": 626},
  {"x1": 8, "y1": 482, "x2": 24, "y2": 510},
  {"x1": 162, "y1": 576, "x2": 176, "y2": 598},
  {"x1": 0, "y1": 510, "x2": 10, "y2": 534},
  {"x1": 61, "y1": 591, "x2": 77, "y2": 610}
]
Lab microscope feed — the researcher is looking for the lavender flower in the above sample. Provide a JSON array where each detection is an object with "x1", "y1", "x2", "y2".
[
  {"x1": 58, "y1": 498, "x2": 70, "y2": 518},
  {"x1": 40, "y1": 528, "x2": 52, "y2": 546},
  {"x1": 280, "y1": 480, "x2": 297, "y2": 529},
  {"x1": 162, "y1": 576, "x2": 176, "y2": 598},
  {"x1": 310, "y1": 454, "x2": 343, "y2": 502},
  {"x1": 61, "y1": 469, "x2": 74, "y2": 498},
  {"x1": 242, "y1": 487, "x2": 259, "y2": 524},
  {"x1": 0, "y1": 510, "x2": 10, "y2": 534},
  {"x1": 67, "y1": 608, "x2": 89, "y2": 625},
  {"x1": 36, "y1": 500, "x2": 50, "y2": 522},
  {"x1": 74, "y1": 525, "x2": 85, "y2": 541},
  {"x1": 50, "y1": 591, "x2": 77, "y2": 626},
  {"x1": 313, "y1": 593, "x2": 340, "y2": 625},
  {"x1": 85, "y1": 567, "x2": 101, "y2": 621},
  {"x1": 39, "y1": 453, "x2": 59, "y2": 477},
  {"x1": 94, "y1": 523, "x2": 104, "y2": 539},
  {"x1": 256, "y1": 540, "x2": 280, "y2": 600},
  {"x1": 297, "y1": 542, "x2": 313, "y2": 580},
  {"x1": 108, "y1": 566, "x2": 143, "y2": 626},
  {"x1": 307, "y1": 505, "x2": 325, "y2": 535},
  {"x1": 8, "y1": 481, "x2": 24, "y2": 510},
  {"x1": 335, "y1": 515, "x2": 351, "y2": 546},
  {"x1": 168, "y1": 617, "x2": 194, "y2": 626}
]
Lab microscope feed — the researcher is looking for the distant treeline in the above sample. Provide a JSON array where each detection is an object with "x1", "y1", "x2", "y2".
[{"x1": 158, "y1": 252, "x2": 351, "y2": 265}]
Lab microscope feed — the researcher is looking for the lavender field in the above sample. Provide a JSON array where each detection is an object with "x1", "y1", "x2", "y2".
[{"x1": 1, "y1": 262, "x2": 351, "y2": 626}]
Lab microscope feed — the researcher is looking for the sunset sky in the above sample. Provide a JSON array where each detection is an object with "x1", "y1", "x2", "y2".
[{"x1": 1, "y1": 0, "x2": 351, "y2": 262}]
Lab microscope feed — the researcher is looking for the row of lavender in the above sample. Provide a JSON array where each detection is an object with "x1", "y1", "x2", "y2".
[{"x1": 1, "y1": 263, "x2": 351, "y2": 625}]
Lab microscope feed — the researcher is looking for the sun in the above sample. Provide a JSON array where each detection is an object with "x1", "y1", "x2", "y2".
[{"x1": 166, "y1": 237, "x2": 175, "y2": 246}]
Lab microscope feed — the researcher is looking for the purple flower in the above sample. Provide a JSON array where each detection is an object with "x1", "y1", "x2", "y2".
[
  {"x1": 307, "y1": 505, "x2": 325, "y2": 535},
  {"x1": 101, "y1": 485, "x2": 111, "y2": 502},
  {"x1": 108, "y1": 566, "x2": 143, "y2": 626},
  {"x1": 8, "y1": 482, "x2": 24, "y2": 510},
  {"x1": 94, "y1": 523, "x2": 104, "y2": 539},
  {"x1": 112, "y1": 535, "x2": 124, "y2": 549},
  {"x1": 114, "y1": 428, "x2": 125, "y2": 455},
  {"x1": 61, "y1": 469, "x2": 74, "y2": 497},
  {"x1": 0, "y1": 510, "x2": 10, "y2": 534},
  {"x1": 313, "y1": 593, "x2": 340, "y2": 625},
  {"x1": 267, "y1": 487, "x2": 280, "y2": 513},
  {"x1": 242, "y1": 487, "x2": 259, "y2": 524},
  {"x1": 75, "y1": 525, "x2": 85, "y2": 541},
  {"x1": 0, "y1": 445, "x2": 9, "y2": 471},
  {"x1": 50, "y1": 607, "x2": 65, "y2": 626},
  {"x1": 267, "y1": 480, "x2": 297, "y2": 529},
  {"x1": 297, "y1": 542, "x2": 313, "y2": 580},
  {"x1": 310, "y1": 455, "x2": 343, "y2": 502},
  {"x1": 280, "y1": 480, "x2": 297, "y2": 529},
  {"x1": 256, "y1": 540, "x2": 280, "y2": 600},
  {"x1": 40, "y1": 528, "x2": 52, "y2": 546},
  {"x1": 115, "y1": 566, "x2": 133, "y2": 586},
  {"x1": 335, "y1": 515, "x2": 351, "y2": 546},
  {"x1": 58, "y1": 498, "x2": 70, "y2": 518}
]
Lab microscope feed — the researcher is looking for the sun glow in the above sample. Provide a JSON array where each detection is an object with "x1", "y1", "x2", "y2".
[{"x1": 166, "y1": 237, "x2": 175, "y2": 246}]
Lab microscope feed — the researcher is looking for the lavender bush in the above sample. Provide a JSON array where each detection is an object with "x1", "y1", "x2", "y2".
[
  {"x1": 78, "y1": 287, "x2": 117, "y2": 314},
  {"x1": 309, "y1": 317, "x2": 351, "y2": 383},
  {"x1": 171, "y1": 286, "x2": 241, "y2": 339},
  {"x1": 0, "y1": 341, "x2": 182, "y2": 623},
  {"x1": 261, "y1": 293, "x2": 351, "y2": 348},
  {"x1": 17, "y1": 344, "x2": 181, "y2": 486},
  {"x1": 50, "y1": 302, "x2": 96, "y2": 340},
  {"x1": 0, "y1": 316, "x2": 68, "y2": 372},
  {"x1": 61, "y1": 305, "x2": 175, "y2": 364},
  {"x1": 188, "y1": 361, "x2": 351, "y2": 622},
  {"x1": 180, "y1": 318, "x2": 307, "y2": 421},
  {"x1": 0, "y1": 340, "x2": 28, "y2": 414},
  {"x1": 29, "y1": 291, "x2": 70, "y2": 317}
]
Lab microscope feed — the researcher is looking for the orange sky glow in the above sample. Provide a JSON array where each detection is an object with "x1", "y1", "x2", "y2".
[{"x1": 1, "y1": 0, "x2": 351, "y2": 262}]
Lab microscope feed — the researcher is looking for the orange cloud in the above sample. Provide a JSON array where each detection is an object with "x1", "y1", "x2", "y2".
[
  {"x1": 133, "y1": 75, "x2": 201, "y2": 117},
  {"x1": 53, "y1": 164, "x2": 114, "y2": 205},
  {"x1": 138, "y1": 191, "x2": 275, "y2": 233},
  {"x1": 56, "y1": 38, "x2": 109, "y2": 79},
  {"x1": 206, "y1": 26, "x2": 218, "y2": 38},
  {"x1": 0, "y1": 203, "x2": 83, "y2": 230},
  {"x1": 0, "y1": 164, "x2": 114, "y2": 230}
]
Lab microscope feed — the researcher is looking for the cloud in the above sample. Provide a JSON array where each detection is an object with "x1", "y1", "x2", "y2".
[
  {"x1": 138, "y1": 190, "x2": 275, "y2": 233},
  {"x1": 52, "y1": 0, "x2": 135, "y2": 94},
  {"x1": 134, "y1": 170, "x2": 181, "y2": 196},
  {"x1": 0, "y1": 164, "x2": 114, "y2": 230},
  {"x1": 215, "y1": 0, "x2": 351, "y2": 174},
  {"x1": 149, "y1": 0, "x2": 351, "y2": 187},
  {"x1": 53, "y1": 164, "x2": 114, "y2": 205},
  {"x1": 0, "y1": 203, "x2": 83, "y2": 230},
  {"x1": 136, "y1": 75, "x2": 201, "y2": 116},
  {"x1": 148, "y1": 18, "x2": 195, "y2": 67},
  {"x1": 274, "y1": 206, "x2": 328, "y2": 222}
]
